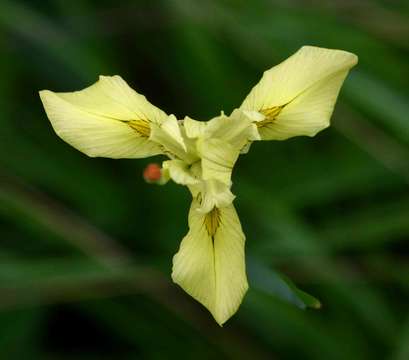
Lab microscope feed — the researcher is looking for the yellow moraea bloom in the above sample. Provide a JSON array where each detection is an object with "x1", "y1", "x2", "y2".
[{"x1": 39, "y1": 46, "x2": 357, "y2": 325}]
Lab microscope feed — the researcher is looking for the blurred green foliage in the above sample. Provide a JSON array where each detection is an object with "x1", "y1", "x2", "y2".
[{"x1": 0, "y1": 0, "x2": 408, "y2": 359}]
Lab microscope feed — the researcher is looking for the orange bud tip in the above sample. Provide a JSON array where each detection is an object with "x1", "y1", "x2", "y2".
[{"x1": 143, "y1": 163, "x2": 162, "y2": 183}]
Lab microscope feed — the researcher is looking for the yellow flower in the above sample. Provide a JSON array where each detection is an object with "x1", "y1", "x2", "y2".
[{"x1": 39, "y1": 46, "x2": 357, "y2": 325}]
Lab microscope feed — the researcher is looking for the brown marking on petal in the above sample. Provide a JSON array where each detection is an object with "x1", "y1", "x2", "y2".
[
  {"x1": 129, "y1": 119, "x2": 151, "y2": 137},
  {"x1": 256, "y1": 105, "x2": 285, "y2": 128},
  {"x1": 205, "y1": 207, "x2": 221, "y2": 238}
]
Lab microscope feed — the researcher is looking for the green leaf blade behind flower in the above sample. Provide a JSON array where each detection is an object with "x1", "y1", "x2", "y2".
[{"x1": 247, "y1": 257, "x2": 320, "y2": 310}]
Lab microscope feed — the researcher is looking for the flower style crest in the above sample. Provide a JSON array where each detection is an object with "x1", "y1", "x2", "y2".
[{"x1": 39, "y1": 46, "x2": 358, "y2": 325}]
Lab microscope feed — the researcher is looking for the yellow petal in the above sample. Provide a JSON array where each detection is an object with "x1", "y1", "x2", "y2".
[
  {"x1": 206, "y1": 109, "x2": 260, "y2": 150},
  {"x1": 196, "y1": 138, "x2": 239, "y2": 186},
  {"x1": 162, "y1": 159, "x2": 199, "y2": 185},
  {"x1": 150, "y1": 114, "x2": 192, "y2": 159},
  {"x1": 240, "y1": 46, "x2": 358, "y2": 140},
  {"x1": 197, "y1": 179, "x2": 236, "y2": 214},
  {"x1": 53, "y1": 75, "x2": 167, "y2": 124},
  {"x1": 172, "y1": 200, "x2": 248, "y2": 325},
  {"x1": 258, "y1": 70, "x2": 351, "y2": 140},
  {"x1": 39, "y1": 89, "x2": 162, "y2": 158},
  {"x1": 183, "y1": 116, "x2": 207, "y2": 139}
]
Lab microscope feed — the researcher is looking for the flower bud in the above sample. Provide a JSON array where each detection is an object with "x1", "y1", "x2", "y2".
[{"x1": 143, "y1": 163, "x2": 163, "y2": 183}]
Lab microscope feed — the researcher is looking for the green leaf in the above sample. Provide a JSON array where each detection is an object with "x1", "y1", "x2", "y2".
[{"x1": 247, "y1": 257, "x2": 320, "y2": 310}]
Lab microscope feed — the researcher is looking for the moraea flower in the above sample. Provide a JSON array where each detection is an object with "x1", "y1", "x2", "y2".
[{"x1": 40, "y1": 46, "x2": 357, "y2": 325}]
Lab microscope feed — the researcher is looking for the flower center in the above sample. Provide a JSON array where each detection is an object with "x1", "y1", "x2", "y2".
[
  {"x1": 129, "y1": 119, "x2": 151, "y2": 137},
  {"x1": 256, "y1": 105, "x2": 284, "y2": 128},
  {"x1": 204, "y1": 207, "x2": 221, "y2": 237}
]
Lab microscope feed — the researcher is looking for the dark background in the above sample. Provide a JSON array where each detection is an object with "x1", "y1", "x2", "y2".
[{"x1": 0, "y1": 0, "x2": 408, "y2": 359}]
